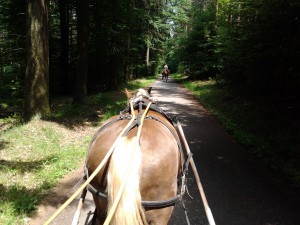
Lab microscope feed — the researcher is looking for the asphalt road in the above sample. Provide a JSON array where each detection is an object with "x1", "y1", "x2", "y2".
[{"x1": 43, "y1": 76, "x2": 300, "y2": 225}]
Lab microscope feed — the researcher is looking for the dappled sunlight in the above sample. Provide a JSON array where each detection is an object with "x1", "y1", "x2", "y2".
[{"x1": 0, "y1": 117, "x2": 93, "y2": 223}]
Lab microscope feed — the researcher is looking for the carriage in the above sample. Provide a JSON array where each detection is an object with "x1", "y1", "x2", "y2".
[{"x1": 44, "y1": 88, "x2": 215, "y2": 225}]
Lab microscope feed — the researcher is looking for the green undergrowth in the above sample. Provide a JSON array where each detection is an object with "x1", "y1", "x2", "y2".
[
  {"x1": 0, "y1": 77, "x2": 155, "y2": 225},
  {"x1": 173, "y1": 74, "x2": 299, "y2": 188},
  {"x1": 51, "y1": 77, "x2": 155, "y2": 123}
]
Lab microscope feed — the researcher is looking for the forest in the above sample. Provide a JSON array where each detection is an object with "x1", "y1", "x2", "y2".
[
  {"x1": 0, "y1": 0, "x2": 299, "y2": 223},
  {"x1": 1, "y1": 0, "x2": 299, "y2": 118},
  {"x1": 0, "y1": 0, "x2": 299, "y2": 174},
  {"x1": 1, "y1": 0, "x2": 299, "y2": 180}
]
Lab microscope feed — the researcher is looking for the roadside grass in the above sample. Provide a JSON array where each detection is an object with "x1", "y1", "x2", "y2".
[
  {"x1": 172, "y1": 74, "x2": 300, "y2": 187},
  {"x1": 0, "y1": 77, "x2": 155, "y2": 225},
  {"x1": 0, "y1": 118, "x2": 89, "y2": 225}
]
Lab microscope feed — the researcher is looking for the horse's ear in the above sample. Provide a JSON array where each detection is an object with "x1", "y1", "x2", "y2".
[
  {"x1": 147, "y1": 87, "x2": 152, "y2": 94},
  {"x1": 124, "y1": 88, "x2": 131, "y2": 99}
]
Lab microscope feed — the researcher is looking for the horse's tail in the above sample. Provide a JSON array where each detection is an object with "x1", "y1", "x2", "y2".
[{"x1": 107, "y1": 136, "x2": 148, "y2": 225}]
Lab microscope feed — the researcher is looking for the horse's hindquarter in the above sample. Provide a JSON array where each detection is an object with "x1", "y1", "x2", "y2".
[
  {"x1": 86, "y1": 117, "x2": 132, "y2": 224},
  {"x1": 140, "y1": 112, "x2": 180, "y2": 224},
  {"x1": 86, "y1": 110, "x2": 181, "y2": 224},
  {"x1": 86, "y1": 116, "x2": 130, "y2": 189},
  {"x1": 140, "y1": 114, "x2": 180, "y2": 200}
]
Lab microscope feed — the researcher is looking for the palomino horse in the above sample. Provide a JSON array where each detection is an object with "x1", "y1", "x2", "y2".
[
  {"x1": 162, "y1": 69, "x2": 169, "y2": 82},
  {"x1": 85, "y1": 88, "x2": 185, "y2": 225}
]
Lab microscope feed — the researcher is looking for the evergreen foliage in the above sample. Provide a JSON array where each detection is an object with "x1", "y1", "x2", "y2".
[
  {"x1": 171, "y1": 0, "x2": 300, "y2": 100},
  {"x1": 169, "y1": 0, "x2": 300, "y2": 186},
  {"x1": 0, "y1": 0, "x2": 170, "y2": 110},
  {"x1": 1, "y1": 0, "x2": 299, "y2": 113},
  {"x1": 0, "y1": 0, "x2": 26, "y2": 99}
]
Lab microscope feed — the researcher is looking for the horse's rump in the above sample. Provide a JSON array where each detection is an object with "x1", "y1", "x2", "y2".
[
  {"x1": 86, "y1": 109, "x2": 181, "y2": 225},
  {"x1": 162, "y1": 69, "x2": 169, "y2": 75}
]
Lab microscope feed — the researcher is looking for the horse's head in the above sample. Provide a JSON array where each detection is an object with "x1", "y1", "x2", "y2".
[
  {"x1": 135, "y1": 87, "x2": 151, "y2": 98},
  {"x1": 132, "y1": 88, "x2": 152, "y2": 104},
  {"x1": 125, "y1": 87, "x2": 152, "y2": 101}
]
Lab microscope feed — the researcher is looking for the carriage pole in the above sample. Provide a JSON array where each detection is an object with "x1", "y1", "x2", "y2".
[{"x1": 176, "y1": 120, "x2": 216, "y2": 225}]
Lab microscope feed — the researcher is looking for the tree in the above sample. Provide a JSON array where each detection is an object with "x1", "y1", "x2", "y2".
[
  {"x1": 58, "y1": 0, "x2": 70, "y2": 95},
  {"x1": 0, "y1": 0, "x2": 26, "y2": 100},
  {"x1": 1, "y1": 0, "x2": 175, "y2": 109},
  {"x1": 73, "y1": 0, "x2": 89, "y2": 103},
  {"x1": 24, "y1": 0, "x2": 50, "y2": 120}
]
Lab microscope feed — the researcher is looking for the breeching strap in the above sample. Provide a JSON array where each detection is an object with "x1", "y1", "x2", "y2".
[
  {"x1": 43, "y1": 101, "x2": 137, "y2": 225},
  {"x1": 176, "y1": 120, "x2": 216, "y2": 225}
]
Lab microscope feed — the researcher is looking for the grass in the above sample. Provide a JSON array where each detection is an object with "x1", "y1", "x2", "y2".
[
  {"x1": 0, "y1": 118, "x2": 88, "y2": 225},
  {"x1": 172, "y1": 74, "x2": 300, "y2": 188},
  {"x1": 0, "y1": 77, "x2": 155, "y2": 225}
]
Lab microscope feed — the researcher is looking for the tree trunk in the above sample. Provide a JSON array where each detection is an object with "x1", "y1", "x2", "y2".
[
  {"x1": 146, "y1": 43, "x2": 150, "y2": 75},
  {"x1": 59, "y1": 0, "x2": 70, "y2": 95},
  {"x1": 124, "y1": 36, "x2": 131, "y2": 81},
  {"x1": 0, "y1": 46, "x2": 3, "y2": 83},
  {"x1": 216, "y1": 0, "x2": 219, "y2": 24},
  {"x1": 74, "y1": 0, "x2": 89, "y2": 104},
  {"x1": 24, "y1": 0, "x2": 50, "y2": 121},
  {"x1": 146, "y1": 46, "x2": 150, "y2": 66},
  {"x1": 108, "y1": 55, "x2": 123, "y2": 91}
]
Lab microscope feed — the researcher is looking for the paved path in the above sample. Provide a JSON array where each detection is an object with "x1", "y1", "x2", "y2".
[{"x1": 39, "y1": 76, "x2": 299, "y2": 225}]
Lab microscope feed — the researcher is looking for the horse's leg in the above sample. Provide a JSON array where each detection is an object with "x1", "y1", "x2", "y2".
[
  {"x1": 89, "y1": 209, "x2": 98, "y2": 225},
  {"x1": 92, "y1": 198, "x2": 107, "y2": 225}
]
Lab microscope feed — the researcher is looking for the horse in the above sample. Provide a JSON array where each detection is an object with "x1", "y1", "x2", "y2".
[
  {"x1": 162, "y1": 69, "x2": 169, "y2": 82},
  {"x1": 84, "y1": 88, "x2": 185, "y2": 225}
]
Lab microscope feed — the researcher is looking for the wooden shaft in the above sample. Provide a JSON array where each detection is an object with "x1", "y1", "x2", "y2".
[
  {"x1": 71, "y1": 189, "x2": 87, "y2": 225},
  {"x1": 177, "y1": 121, "x2": 216, "y2": 225}
]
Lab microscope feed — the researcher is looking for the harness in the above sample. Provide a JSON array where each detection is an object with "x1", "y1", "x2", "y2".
[{"x1": 84, "y1": 96, "x2": 193, "y2": 210}]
